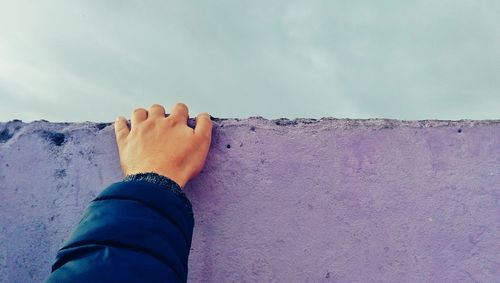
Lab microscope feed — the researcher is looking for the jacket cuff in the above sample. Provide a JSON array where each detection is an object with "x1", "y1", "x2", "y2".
[{"x1": 122, "y1": 172, "x2": 192, "y2": 212}]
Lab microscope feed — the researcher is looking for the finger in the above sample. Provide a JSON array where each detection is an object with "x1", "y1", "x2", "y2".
[
  {"x1": 169, "y1": 102, "x2": 189, "y2": 124},
  {"x1": 131, "y1": 108, "x2": 148, "y2": 127},
  {"x1": 194, "y1": 112, "x2": 213, "y2": 141},
  {"x1": 148, "y1": 103, "x2": 166, "y2": 119},
  {"x1": 114, "y1": 116, "x2": 130, "y2": 147}
]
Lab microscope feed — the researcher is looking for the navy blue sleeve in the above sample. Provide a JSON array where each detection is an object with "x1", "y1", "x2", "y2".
[{"x1": 44, "y1": 172, "x2": 194, "y2": 283}]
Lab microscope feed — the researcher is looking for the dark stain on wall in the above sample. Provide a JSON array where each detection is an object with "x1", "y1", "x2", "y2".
[
  {"x1": 40, "y1": 131, "x2": 66, "y2": 146},
  {"x1": 0, "y1": 122, "x2": 22, "y2": 143},
  {"x1": 54, "y1": 169, "x2": 67, "y2": 179},
  {"x1": 0, "y1": 128, "x2": 13, "y2": 143},
  {"x1": 95, "y1": 123, "x2": 111, "y2": 130},
  {"x1": 275, "y1": 118, "x2": 298, "y2": 126}
]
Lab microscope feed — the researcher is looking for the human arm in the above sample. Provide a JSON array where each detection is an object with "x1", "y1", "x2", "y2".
[
  {"x1": 44, "y1": 172, "x2": 194, "y2": 283},
  {"x1": 44, "y1": 103, "x2": 212, "y2": 283}
]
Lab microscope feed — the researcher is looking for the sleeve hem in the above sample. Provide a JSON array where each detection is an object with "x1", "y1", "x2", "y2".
[{"x1": 122, "y1": 172, "x2": 192, "y2": 212}]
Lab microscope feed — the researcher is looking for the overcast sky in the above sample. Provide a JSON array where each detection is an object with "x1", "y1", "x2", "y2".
[{"x1": 0, "y1": 0, "x2": 498, "y2": 122}]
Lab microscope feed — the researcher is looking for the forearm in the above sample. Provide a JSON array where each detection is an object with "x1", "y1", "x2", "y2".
[{"x1": 45, "y1": 172, "x2": 194, "y2": 283}]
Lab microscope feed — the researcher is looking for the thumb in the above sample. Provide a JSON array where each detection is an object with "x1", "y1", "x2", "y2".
[{"x1": 114, "y1": 116, "x2": 130, "y2": 147}]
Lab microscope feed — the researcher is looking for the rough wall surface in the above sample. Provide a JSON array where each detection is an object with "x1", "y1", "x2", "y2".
[{"x1": 0, "y1": 117, "x2": 499, "y2": 283}]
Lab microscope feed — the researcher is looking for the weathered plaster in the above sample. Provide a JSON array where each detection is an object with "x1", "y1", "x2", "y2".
[{"x1": 0, "y1": 117, "x2": 499, "y2": 282}]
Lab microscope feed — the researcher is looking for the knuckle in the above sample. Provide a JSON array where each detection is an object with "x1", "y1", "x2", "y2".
[
  {"x1": 116, "y1": 125, "x2": 127, "y2": 132},
  {"x1": 163, "y1": 118, "x2": 177, "y2": 127},
  {"x1": 138, "y1": 120, "x2": 154, "y2": 131},
  {"x1": 197, "y1": 133, "x2": 211, "y2": 143},
  {"x1": 133, "y1": 108, "x2": 146, "y2": 113}
]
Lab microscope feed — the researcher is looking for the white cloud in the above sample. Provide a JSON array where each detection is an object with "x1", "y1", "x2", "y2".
[{"x1": 0, "y1": 0, "x2": 498, "y2": 121}]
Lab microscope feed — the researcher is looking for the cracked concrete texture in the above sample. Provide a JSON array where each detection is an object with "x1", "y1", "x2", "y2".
[{"x1": 0, "y1": 117, "x2": 499, "y2": 282}]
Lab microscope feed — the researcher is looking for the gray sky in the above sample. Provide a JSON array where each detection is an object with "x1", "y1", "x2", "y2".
[{"x1": 0, "y1": 0, "x2": 499, "y2": 122}]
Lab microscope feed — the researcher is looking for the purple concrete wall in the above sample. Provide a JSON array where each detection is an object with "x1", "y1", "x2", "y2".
[{"x1": 0, "y1": 118, "x2": 499, "y2": 282}]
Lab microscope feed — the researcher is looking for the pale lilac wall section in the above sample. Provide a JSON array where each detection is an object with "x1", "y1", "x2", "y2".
[{"x1": 0, "y1": 118, "x2": 499, "y2": 282}]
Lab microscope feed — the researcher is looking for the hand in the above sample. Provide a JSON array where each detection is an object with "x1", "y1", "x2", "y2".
[{"x1": 113, "y1": 102, "x2": 213, "y2": 190}]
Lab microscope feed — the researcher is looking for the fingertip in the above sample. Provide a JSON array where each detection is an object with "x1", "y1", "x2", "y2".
[
  {"x1": 194, "y1": 112, "x2": 213, "y2": 140},
  {"x1": 114, "y1": 116, "x2": 130, "y2": 138},
  {"x1": 196, "y1": 112, "x2": 212, "y2": 125},
  {"x1": 197, "y1": 112, "x2": 210, "y2": 119},
  {"x1": 114, "y1": 117, "x2": 123, "y2": 128}
]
